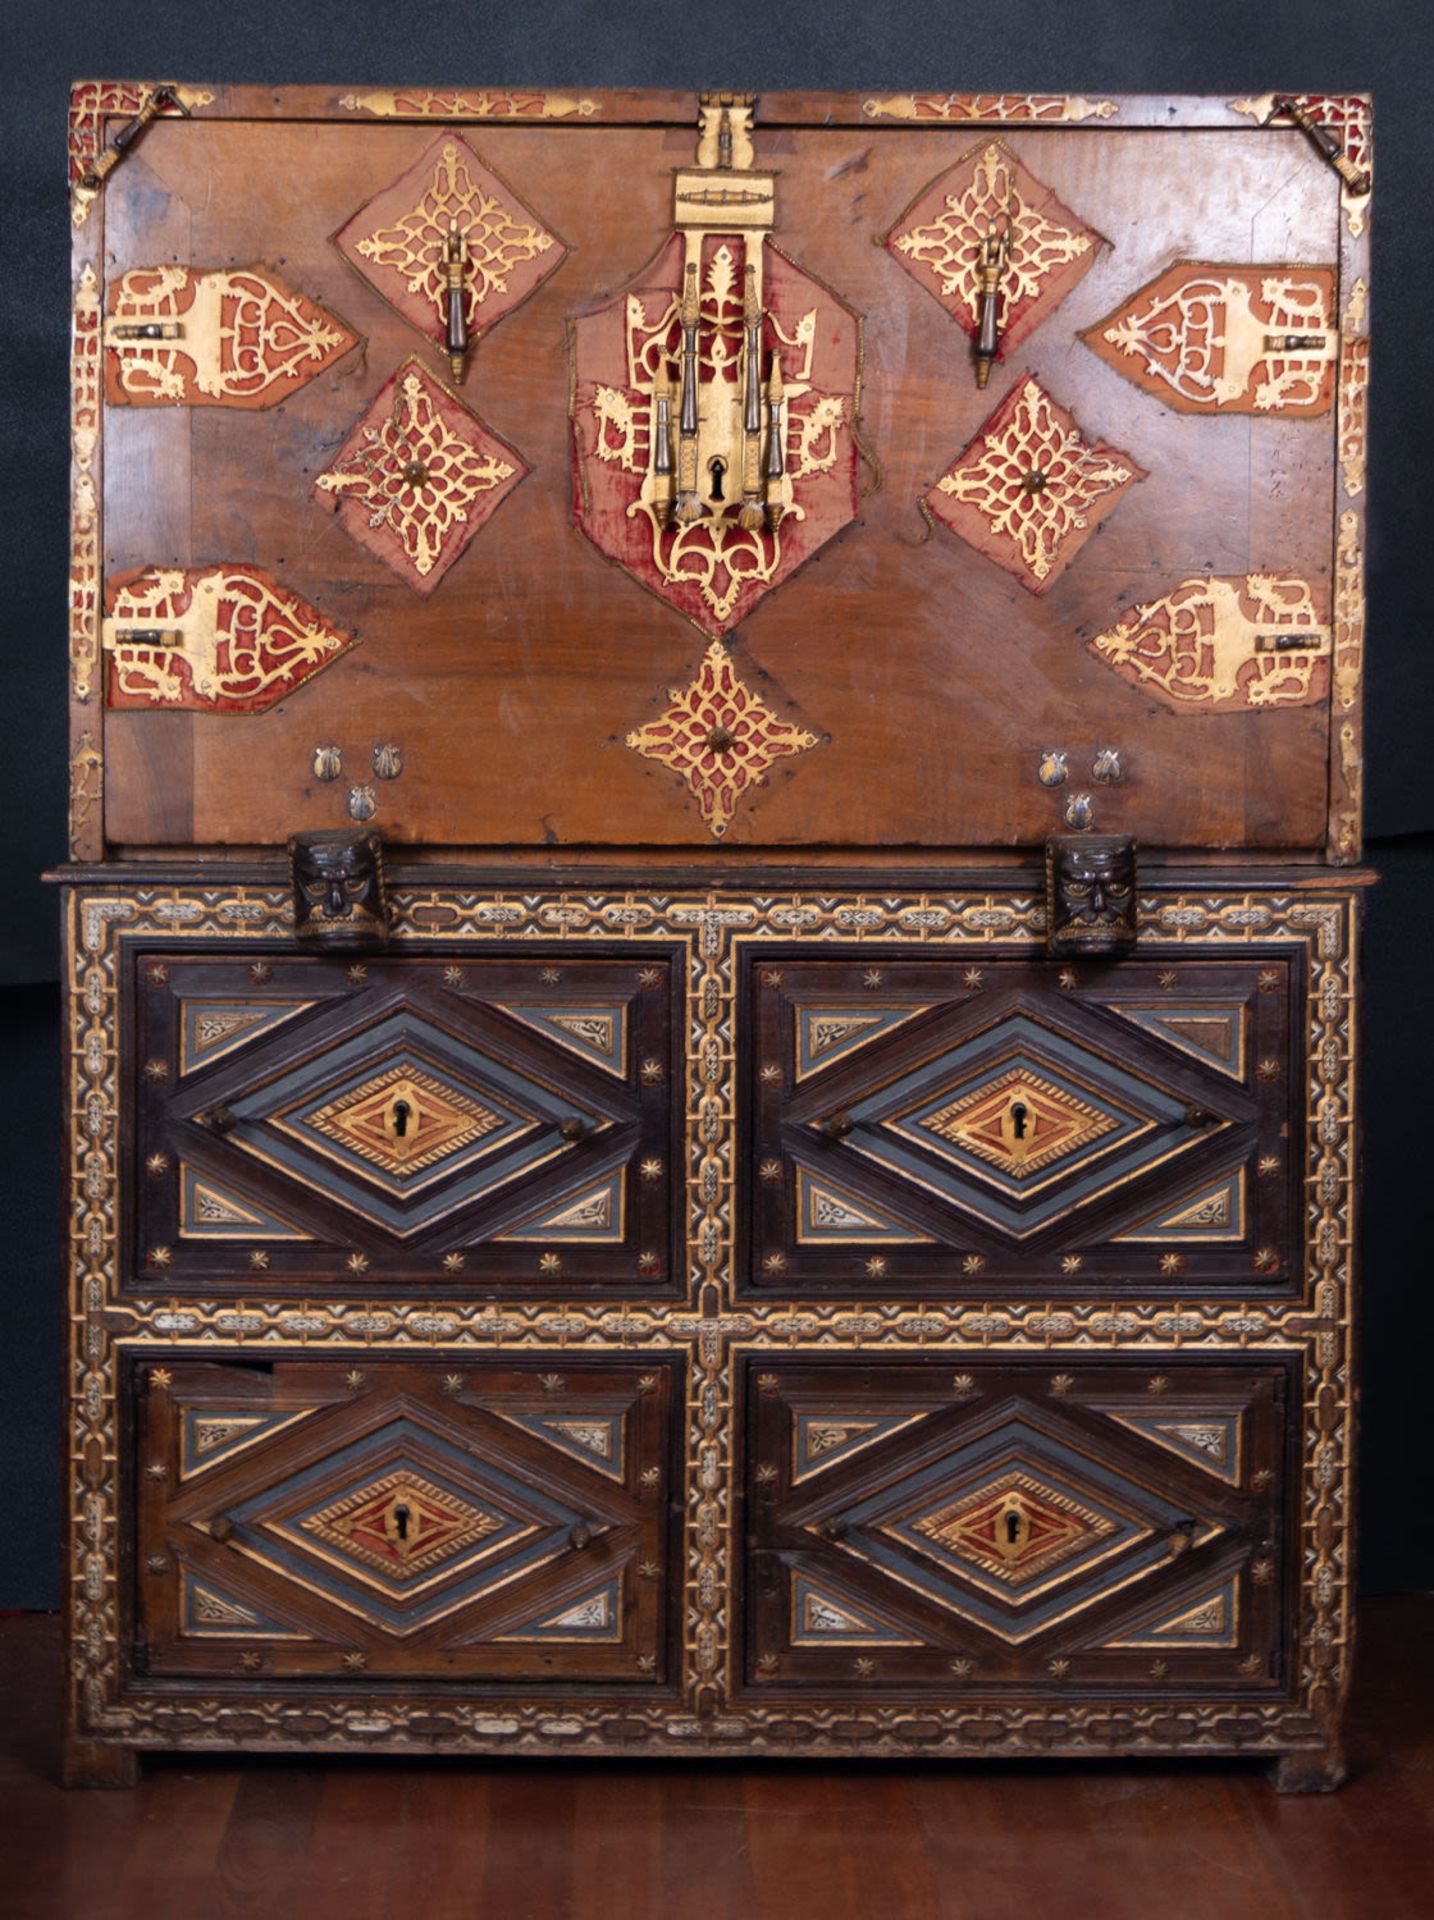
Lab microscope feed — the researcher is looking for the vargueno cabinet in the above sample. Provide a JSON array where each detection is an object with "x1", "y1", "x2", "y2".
[{"x1": 59, "y1": 82, "x2": 1370, "y2": 1788}]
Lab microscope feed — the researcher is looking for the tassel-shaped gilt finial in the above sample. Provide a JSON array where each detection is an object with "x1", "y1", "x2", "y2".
[{"x1": 739, "y1": 263, "x2": 766, "y2": 530}]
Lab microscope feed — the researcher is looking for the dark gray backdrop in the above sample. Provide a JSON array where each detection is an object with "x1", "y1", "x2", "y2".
[{"x1": 3, "y1": 0, "x2": 1430, "y2": 1608}]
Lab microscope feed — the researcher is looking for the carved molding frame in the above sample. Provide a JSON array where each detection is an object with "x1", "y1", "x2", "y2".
[{"x1": 64, "y1": 880, "x2": 1356, "y2": 1761}]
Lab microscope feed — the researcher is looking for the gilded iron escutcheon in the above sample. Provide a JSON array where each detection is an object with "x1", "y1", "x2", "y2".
[{"x1": 1045, "y1": 834, "x2": 1137, "y2": 958}]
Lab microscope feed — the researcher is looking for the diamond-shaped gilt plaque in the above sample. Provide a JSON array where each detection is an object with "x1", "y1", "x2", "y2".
[
  {"x1": 886, "y1": 140, "x2": 1101, "y2": 356},
  {"x1": 305, "y1": 1063, "x2": 507, "y2": 1176},
  {"x1": 300, "y1": 1469, "x2": 503, "y2": 1583},
  {"x1": 626, "y1": 641, "x2": 820, "y2": 839},
  {"x1": 314, "y1": 359, "x2": 526, "y2": 594},
  {"x1": 910, "y1": 1469, "x2": 1114, "y2": 1586},
  {"x1": 919, "y1": 1067, "x2": 1119, "y2": 1178},
  {"x1": 333, "y1": 133, "x2": 566, "y2": 349},
  {"x1": 926, "y1": 375, "x2": 1144, "y2": 594}
]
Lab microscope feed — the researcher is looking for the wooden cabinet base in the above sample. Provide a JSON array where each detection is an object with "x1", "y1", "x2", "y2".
[{"x1": 57, "y1": 872, "x2": 1360, "y2": 1782}]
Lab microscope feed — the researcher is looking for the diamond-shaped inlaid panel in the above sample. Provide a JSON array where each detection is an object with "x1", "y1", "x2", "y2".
[
  {"x1": 743, "y1": 1359, "x2": 1290, "y2": 1690},
  {"x1": 332, "y1": 134, "x2": 566, "y2": 352},
  {"x1": 132, "y1": 952, "x2": 680, "y2": 1290},
  {"x1": 313, "y1": 359, "x2": 527, "y2": 594},
  {"x1": 885, "y1": 140, "x2": 1102, "y2": 359},
  {"x1": 925, "y1": 375, "x2": 1144, "y2": 593},
  {"x1": 137, "y1": 1356, "x2": 680, "y2": 1682},
  {"x1": 745, "y1": 954, "x2": 1298, "y2": 1292}
]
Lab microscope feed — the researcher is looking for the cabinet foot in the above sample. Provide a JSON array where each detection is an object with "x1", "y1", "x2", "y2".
[
  {"x1": 62, "y1": 1732, "x2": 142, "y2": 1789},
  {"x1": 1269, "y1": 1745, "x2": 1347, "y2": 1794}
]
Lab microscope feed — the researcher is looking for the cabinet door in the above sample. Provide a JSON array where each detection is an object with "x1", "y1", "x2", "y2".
[
  {"x1": 133, "y1": 1355, "x2": 680, "y2": 1684},
  {"x1": 742, "y1": 1357, "x2": 1290, "y2": 1697},
  {"x1": 129, "y1": 950, "x2": 680, "y2": 1292},
  {"x1": 743, "y1": 952, "x2": 1298, "y2": 1295}
]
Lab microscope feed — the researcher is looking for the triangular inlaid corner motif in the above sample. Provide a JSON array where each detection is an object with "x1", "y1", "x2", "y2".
[
  {"x1": 497, "y1": 1577, "x2": 624, "y2": 1642},
  {"x1": 496, "y1": 1170, "x2": 627, "y2": 1244},
  {"x1": 179, "y1": 1165, "x2": 313, "y2": 1242},
  {"x1": 493, "y1": 1002, "x2": 630, "y2": 1077},
  {"x1": 179, "y1": 998, "x2": 318, "y2": 1075},
  {"x1": 794, "y1": 1003, "x2": 934, "y2": 1079},
  {"x1": 180, "y1": 1569, "x2": 311, "y2": 1639},
  {"x1": 791, "y1": 1410, "x2": 929, "y2": 1483},
  {"x1": 794, "y1": 1166, "x2": 933, "y2": 1246},
  {"x1": 179, "y1": 1405, "x2": 320, "y2": 1478},
  {"x1": 498, "y1": 1410, "x2": 627, "y2": 1481},
  {"x1": 1102, "y1": 1409, "x2": 1245, "y2": 1486},
  {"x1": 789, "y1": 1572, "x2": 924, "y2": 1646},
  {"x1": 1099, "y1": 1001, "x2": 1248, "y2": 1079},
  {"x1": 1111, "y1": 1170, "x2": 1246, "y2": 1245},
  {"x1": 1103, "y1": 1573, "x2": 1241, "y2": 1649}
]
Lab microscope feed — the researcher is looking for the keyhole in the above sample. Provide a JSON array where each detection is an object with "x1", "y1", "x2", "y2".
[
  {"x1": 392, "y1": 1099, "x2": 411, "y2": 1139},
  {"x1": 1011, "y1": 1101, "x2": 1029, "y2": 1140},
  {"x1": 393, "y1": 1503, "x2": 410, "y2": 1541},
  {"x1": 708, "y1": 456, "x2": 727, "y2": 502},
  {"x1": 1005, "y1": 1510, "x2": 1022, "y2": 1546}
]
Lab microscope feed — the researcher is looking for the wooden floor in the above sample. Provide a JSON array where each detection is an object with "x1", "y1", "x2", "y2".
[{"x1": 4, "y1": 1599, "x2": 1431, "y2": 1920}]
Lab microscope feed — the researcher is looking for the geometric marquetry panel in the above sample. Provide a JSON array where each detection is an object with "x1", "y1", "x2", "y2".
[
  {"x1": 745, "y1": 1358, "x2": 1288, "y2": 1691},
  {"x1": 136, "y1": 1356, "x2": 679, "y2": 1683},
  {"x1": 132, "y1": 951, "x2": 680, "y2": 1292},
  {"x1": 746, "y1": 953, "x2": 1295, "y2": 1294}
]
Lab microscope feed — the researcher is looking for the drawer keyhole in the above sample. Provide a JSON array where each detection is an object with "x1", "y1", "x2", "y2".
[
  {"x1": 392, "y1": 1502, "x2": 410, "y2": 1542},
  {"x1": 1010, "y1": 1101, "x2": 1030, "y2": 1141},
  {"x1": 391, "y1": 1098, "x2": 412, "y2": 1140},
  {"x1": 996, "y1": 1495, "x2": 1032, "y2": 1562},
  {"x1": 708, "y1": 456, "x2": 728, "y2": 502}
]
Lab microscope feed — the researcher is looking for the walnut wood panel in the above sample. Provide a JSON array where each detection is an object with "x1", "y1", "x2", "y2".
[
  {"x1": 94, "y1": 115, "x2": 1343, "y2": 852},
  {"x1": 741, "y1": 951, "x2": 1300, "y2": 1296},
  {"x1": 741, "y1": 1356, "x2": 1291, "y2": 1698},
  {"x1": 128, "y1": 949, "x2": 683, "y2": 1294},
  {"x1": 133, "y1": 1355, "x2": 681, "y2": 1685}
]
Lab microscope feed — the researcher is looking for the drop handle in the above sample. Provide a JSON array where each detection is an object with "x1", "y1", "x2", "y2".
[
  {"x1": 822, "y1": 1112, "x2": 854, "y2": 1141},
  {"x1": 558, "y1": 1116, "x2": 588, "y2": 1144},
  {"x1": 1268, "y1": 94, "x2": 1372, "y2": 196},
  {"x1": 81, "y1": 84, "x2": 187, "y2": 190},
  {"x1": 444, "y1": 220, "x2": 468, "y2": 382},
  {"x1": 973, "y1": 212, "x2": 1012, "y2": 389},
  {"x1": 568, "y1": 1522, "x2": 594, "y2": 1551},
  {"x1": 201, "y1": 1102, "x2": 237, "y2": 1134}
]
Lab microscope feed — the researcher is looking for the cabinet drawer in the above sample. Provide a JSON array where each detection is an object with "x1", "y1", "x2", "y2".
[
  {"x1": 132, "y1": 1355, "x2": 681, "y2": 1684},
  {"x1": 127, "y1": 950, "x2": 681, "y2": 1293},
  {"x1": 742, "y1": 1356, "x2": 1291, "y2": 1697},
  {"x1": 742, "y1": 952, "x2": 1300, "y2": 1295}
]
